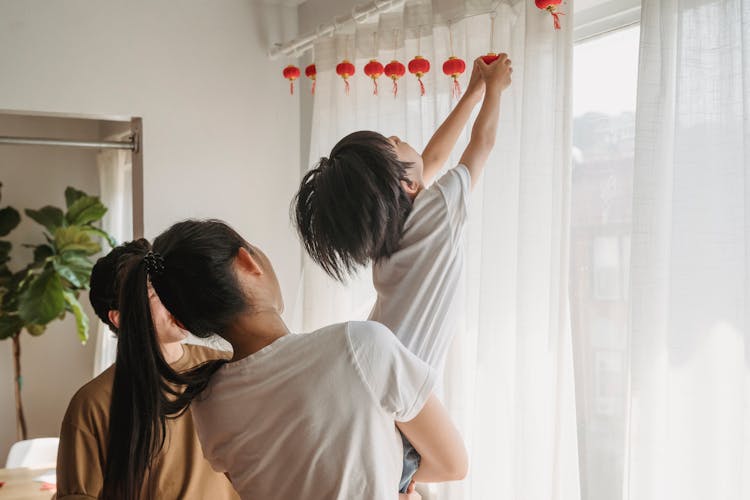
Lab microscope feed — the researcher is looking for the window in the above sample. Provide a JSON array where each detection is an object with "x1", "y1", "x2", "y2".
[{"x1": 570, "y1": 25, "x2": 640, "y2": 500}]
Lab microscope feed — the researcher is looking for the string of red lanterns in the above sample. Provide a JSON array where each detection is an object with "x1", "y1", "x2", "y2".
[{"x1": 280, "y1": 2, "x2": 562, "y2": 96}]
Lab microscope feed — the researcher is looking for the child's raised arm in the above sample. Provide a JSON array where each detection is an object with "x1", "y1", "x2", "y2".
[
  {"x1": 459, "y1": 54, "x2": 513, "y2": 189},
  {"x1": 421, "y1": 58, "x2": 485, "y2": 184}
]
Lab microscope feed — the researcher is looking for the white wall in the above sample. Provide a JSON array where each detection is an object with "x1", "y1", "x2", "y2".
[
  {"x1": 0, "y1": 115, "x2": 102, "y2": 459},
  {"x1": 0, "y1": 0, "x2": 301, "y2": 457}
]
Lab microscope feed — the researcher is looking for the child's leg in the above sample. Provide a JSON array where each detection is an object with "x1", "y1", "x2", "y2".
[{"x1": 399, "y1": 430, "x2": 421, "y2": 493}]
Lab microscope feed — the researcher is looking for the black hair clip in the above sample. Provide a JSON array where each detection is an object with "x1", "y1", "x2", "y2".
[{"x1": 144, "y1": 251, "x2": 166, "y2": 276}]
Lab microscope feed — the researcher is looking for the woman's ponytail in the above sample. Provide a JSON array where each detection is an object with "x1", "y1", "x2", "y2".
[{"x1": 102, "y1": 221, "x2": 246, "y2": 499}]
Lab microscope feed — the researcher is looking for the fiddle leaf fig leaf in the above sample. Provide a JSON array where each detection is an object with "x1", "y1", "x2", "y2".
[
  {"x1": 25, "y1": 323, "x2": 46, "y2": 336},
  {"x1": 59, "y1": 252, "x2": 94, "y2": 289},
  {"x1": 0, "y1": 314, "x2": 23, "y2": 340},
  {"x1": 25, "y1": 206, "x2": 64, "y2": 234},
  {"x1": 32, "y1": 244, "x2": 54, "y2": 264},
  {"x1": 18, "y1": 267, "x2": 65, "y2": 325},
  {"x1": 65, "y1": 196, "x2": 107, "y2": 226},
  {"x1": 81, "y1": 226, "x2": 117, "y2": 249},
  {"x1": 54, "y1": 226, "x2": 101, "y2": 255},
  {"x1": 65, "y1": 187, "x2": 88, "y2": 210},
  {"x1": 0, "y1": 241, "x2": 11, "y2": 267},
  {"x1": 0, "y1": 207, "x2": 20, "y2": 237},
  {"x1": 53, "y1": 259, "x2": 83, "y2": 288},
  {"x1": 63, "y1": 290, "x2": 89, "y2": 344}
]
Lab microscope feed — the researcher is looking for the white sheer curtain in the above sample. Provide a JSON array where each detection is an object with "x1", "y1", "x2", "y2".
[
  {"x1": 301, "y1": 1, "x2": 580, "y2": 498},
  {"x1": 625, "y1": 0, "x2": 750, "y2": 498},
  {"x1": 92, "y1": 148, "x2": 132, "y2": 376}
]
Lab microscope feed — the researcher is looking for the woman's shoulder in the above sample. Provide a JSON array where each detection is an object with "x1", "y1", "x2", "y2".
[{"x1": 181, "y1": 343, "x2": 232, "y2": 367}]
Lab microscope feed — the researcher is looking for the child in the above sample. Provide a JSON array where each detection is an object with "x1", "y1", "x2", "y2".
[{"x1": 293, "y1": 54, "x2": 513, "y2": 492}]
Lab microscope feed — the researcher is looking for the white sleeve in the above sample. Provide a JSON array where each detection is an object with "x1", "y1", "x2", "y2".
[
  {"x1": 346, "y1": 321, "x2": 435, "y2": 422},
  {"x1": 434, "y1": 165, "x2": 471, "y2": 232}
]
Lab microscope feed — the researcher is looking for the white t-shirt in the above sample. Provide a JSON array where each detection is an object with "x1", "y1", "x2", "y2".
[
  {"x1": 191, "y1": 321, "x2": 435, "y2": 500},
  {"x1": 370, "y1": 165, "x2": 471, "y2": 375}
]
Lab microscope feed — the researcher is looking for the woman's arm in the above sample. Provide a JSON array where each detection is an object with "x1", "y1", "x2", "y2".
[{"x1": 396, "y1": 394, "x2": 468, "y2": 483}]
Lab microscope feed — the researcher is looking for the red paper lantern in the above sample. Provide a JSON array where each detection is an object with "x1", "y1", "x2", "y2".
[
  {"x1": 535, "y1": 0, "x2": 564, "y2": 30},
  {"x1": 305, "y1": 64, "x2": 317, "y2": 95},
  {"x1": 442, "y1": 56, "x2": 466, "y2": 100},
  {"x1": 408, "y1": 56, "x2": 431, "y2": 96},
  {"x1": 364, "y1": 60, "x2": 384, "y2": 95},
  {"x1": 481, "y1": 52, "x2": 500, "y2": 65},
  {"x1": 335, "y1": 59, "x2": 356, "y2": 95},
  {"x1": 282, "y1": 65, "x2": 301, "y2": 95},
  {"x1": 384, "y1": 60, "x2": 406, "y2": 97}
]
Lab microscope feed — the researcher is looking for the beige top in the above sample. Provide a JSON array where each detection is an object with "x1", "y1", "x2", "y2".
[{"x1": 55, "y1": 344, "x2": 239, "y2": 500}]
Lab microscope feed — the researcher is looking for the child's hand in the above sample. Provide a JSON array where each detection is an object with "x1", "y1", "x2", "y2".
[
  {"x1": 464, "y1": 58, "x2": 486, "y2": 101},
  {"x1": 478, "y1": 53, "x2": 513, "y2": 94}
]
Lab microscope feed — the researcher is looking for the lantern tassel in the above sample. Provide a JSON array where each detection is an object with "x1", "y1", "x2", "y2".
[
  {"x1": 312, "y1": 80, "x2": 316, "y2": 95},
  {"x1": 289, "y1": 81, "x2": 294, "y2": 95},
  {"x1": 392, "y1": 79, "x2": 398, "y2": 97},
  {"x1": 418, "y1": 77, "x2": 425, "y2": 96},
  {"x1": 373, "y1": 80, "x2": 379, "y2": 96},
  {"x1": 452, "y1": 77, "x2": 462, "y2": 100},
  {"x1": 548, "y1": 7, "x2": 564, "y2": 30},
  {"x1": 345, "y1": 78, "x2": 350, "y2": 96}
]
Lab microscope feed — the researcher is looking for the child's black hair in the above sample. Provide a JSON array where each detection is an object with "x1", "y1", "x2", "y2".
[
  {"x1": 293, "y1": 130, "x2": 413, "y2": 282},
  {"x1": 102, "y1": 220, "x2": 248, "y2": 500}
]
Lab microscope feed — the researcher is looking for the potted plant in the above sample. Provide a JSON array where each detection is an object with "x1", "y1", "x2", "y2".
[{"x1": 0, "y1": 184, "x2": 115, "y2": 441}]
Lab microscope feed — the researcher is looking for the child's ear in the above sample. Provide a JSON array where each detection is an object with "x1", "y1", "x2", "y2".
[
  {"x1": 400, "y1": 179, "x2": 419, "y2": 196},
  {"x1": 237, "y1": 246, "x2": 263, "y2": 276}
]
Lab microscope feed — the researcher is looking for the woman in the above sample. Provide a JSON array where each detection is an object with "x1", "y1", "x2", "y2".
[{"x1": 104, "y1": 219, "x2": 467, "y2": 499}]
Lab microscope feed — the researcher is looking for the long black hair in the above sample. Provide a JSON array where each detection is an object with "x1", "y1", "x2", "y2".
[
  {"x1": 102, "y1": 220, "x2": 250, "y2": 500},
  {"x1": 293, "y1": 130, "x2": 413, "y2": 281}
]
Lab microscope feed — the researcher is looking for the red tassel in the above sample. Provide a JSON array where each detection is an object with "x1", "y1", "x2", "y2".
[
  {"x1": 289, "y1": 81, "x2": 294, "y2": 95},
  {"x1": 418, "y1": 77, "x2": 425, "y2": 96},
  {"x1": 312, "y1": 80, "x2": 316, "y2": 95},
  {"x1": 547, "y1": 6, "x2": 564, "y2": 30},
  {"x1": 345, "y1": 79, "x2": 350, "y2": 96},
  {"x1": 373, "y1": 79, "x2": 379, "y2": 96},
  {"x1": 392, "y1": 79, "x2": 398, "y2": 97},
  {"x1": 452, "y1": 77, "x2": 462, "y2": 100}
]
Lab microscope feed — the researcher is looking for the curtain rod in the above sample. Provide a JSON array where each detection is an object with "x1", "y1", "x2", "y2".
[
  {"x1": 269, "y1": 0, "x2": 406, "y2": 60},
  {"x1": 0, "y1": 135, "x2": 137, "y2": 151},
  {"x1": 268, "y1": 0, "x2": 502, "y2": 60}
]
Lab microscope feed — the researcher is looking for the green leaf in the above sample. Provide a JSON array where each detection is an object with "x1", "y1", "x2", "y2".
[
  {"x1": 33, "y1": 244, "x2": 54, "y2": 264},
  {"x1": 82, "y1": 226, "x2": 117, "y2": 249},
  {"x1": 65, "y1": 187, "x2": 88, "y2": 209},
  {"x1": 0, "y1": 207, "x2": 20, "y2": 237},
  {"x1": 25, "y1": 206, "x2": 64, "y2": 234},
  {"x1": 54, "y1": 226, "x2": 101, "y2": 255},
  {"x1": 53, "y1": 260, "x2": 82, "y2": 288},
  {"x1": 18, "y1": 267, "x2": 65, "y2": 325},
  {"x1": 65, "y1": 196, "x2": 107, "y2": 226},
  {"x1": 58, "y1": 252, "x2": 93, "y2": 289},
  {"x1": 0, "y1": 314, "x2": 23, "y2": 340},
  {"x1": 25, "y1": 323, "x2": 46, "y2": 336},
  {"x1": 63, "y1": 290, "x2": 89, "y2": 343},
  {"x1": 0, "y1": 240, "x2": 11, "y2": 266}
]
